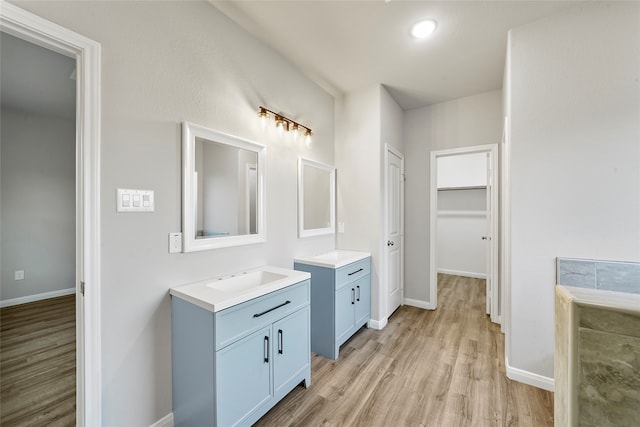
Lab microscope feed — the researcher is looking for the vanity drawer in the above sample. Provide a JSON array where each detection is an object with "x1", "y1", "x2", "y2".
[
  {"x1": 335, "y1": 258, "x2": 370, "y2": 288},
  {"x1": 215, "y1": 280, "x2": 309, "y2": 350}
]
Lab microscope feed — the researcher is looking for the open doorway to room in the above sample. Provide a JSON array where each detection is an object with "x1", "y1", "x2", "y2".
[
  {"x1": 0, "y1": 4, "x2": 102, "y2": 424},
  {"x1": 429, "y1": 144, "x2": 500, "y2": 324},
  {"x1": 0, "y1": 31, "x2": 77, "y2": 425}
]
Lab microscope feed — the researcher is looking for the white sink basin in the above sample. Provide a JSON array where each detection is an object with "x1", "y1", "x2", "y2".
[
  {"x1": 206, "y1": 270, "x2": 288, "y2": 293},
  {"x1": 170, "y1": 266, "x2": 310, "y2": 312}
]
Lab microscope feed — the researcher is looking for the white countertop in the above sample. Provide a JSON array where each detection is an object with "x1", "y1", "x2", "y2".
[
  {"x1": 169, "y1": 266, "x2": 310, "y2": 313},
  {"x1": 558, "y1": 285, "x2": 640, "y2": 314},
  {"x1": 294, "y1": 250, "x2": 371, "y2": 269}
]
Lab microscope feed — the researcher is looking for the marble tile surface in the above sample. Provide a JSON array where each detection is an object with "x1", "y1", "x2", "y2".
[
  {"x1": 555, "y1": 285, "x2": 640, "y2": 427},
  {"x1": 557, "y1": 258, "x2": 640, "y2": 294},
  {"x1": 580, "y1": 306, "x2": 640, "y2": 338},
  {"x1": 596, "y1": 262, "x2": 640, "y2": 294},
  {"x1": 578, "y1": 327, "x2": 640, "y2": 426},
  {"x1": 557, "y1": 259, "x2": 597, "y2": 288}
]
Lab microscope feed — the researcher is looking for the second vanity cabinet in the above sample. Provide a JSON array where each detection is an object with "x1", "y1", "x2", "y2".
[
  {"x1": 171, "y1": 275, "x2": 311, "y2": 427},
  {"x1": 294, "y1": 252, "x2": 371, "y2": 360}
]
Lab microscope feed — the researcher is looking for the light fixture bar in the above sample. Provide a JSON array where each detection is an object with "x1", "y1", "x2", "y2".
[{"x1": 258, "y1": 106, "x2": 312, "y2": 138}]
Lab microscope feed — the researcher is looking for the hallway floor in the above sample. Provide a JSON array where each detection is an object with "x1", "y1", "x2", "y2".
[{"x1": 255, "y1": 274, "x2": 553, "y2": 426}]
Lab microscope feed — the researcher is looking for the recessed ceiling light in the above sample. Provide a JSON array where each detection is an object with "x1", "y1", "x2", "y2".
[{"x1": 410, "y1": 19, "x2": 437, "y2": 39}]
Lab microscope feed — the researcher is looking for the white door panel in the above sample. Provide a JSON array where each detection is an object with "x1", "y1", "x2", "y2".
[{"x1": 385, "y1": 146, "x2": 404, "y2": 317}]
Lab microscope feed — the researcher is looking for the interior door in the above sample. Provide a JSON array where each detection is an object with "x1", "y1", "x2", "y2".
[{"x1": 385, "y1": 146, "x2": 404, "y2": 317}]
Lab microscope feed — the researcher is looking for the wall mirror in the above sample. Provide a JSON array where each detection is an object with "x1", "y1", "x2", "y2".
[
  {"x1": 182, "y1": 121, "x2": 266, "y2": 252},
  {"x1": 298, "y1": 157, "x2": 335, "y2": 238}
]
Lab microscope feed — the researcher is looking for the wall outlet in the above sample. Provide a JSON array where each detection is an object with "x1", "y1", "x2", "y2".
[
  {"x1": 169, "y1": 232, "x2": 182, "y2": 253},
  {"x1": 15, "y1": 270, "x2": 24, "y2": 280}
]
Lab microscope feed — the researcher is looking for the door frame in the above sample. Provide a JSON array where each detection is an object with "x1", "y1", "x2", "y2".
[
  {"x1": 0, "y1": 2, "x2": 102, "y2": 425},
  {"x1": 382, "y1": 144, "x2": 405, "y2": 320},
  {"x1": 429, "y1": 144, "x2": 499, "y2": 321}
]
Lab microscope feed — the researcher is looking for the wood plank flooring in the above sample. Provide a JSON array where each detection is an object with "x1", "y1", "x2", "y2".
[
  {"x1": 255, "y1": 274, "x2": 554, "y2": 426},
  {"x1": 0, "y1": 295, "x2": 76, "y2": 426}
]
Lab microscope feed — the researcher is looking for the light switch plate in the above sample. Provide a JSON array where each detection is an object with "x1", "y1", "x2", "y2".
[{"x1": 117, "y1": 189, "x2": 154, "y2": 212}]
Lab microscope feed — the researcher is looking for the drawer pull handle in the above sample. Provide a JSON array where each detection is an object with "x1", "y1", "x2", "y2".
[
  {"x1": 253, "y1": 300, "x2": 291, "y2": 318},
  {"x1": 351, "y1": 288, "x2": 355, "y2": 305},
  {"x1": 264, "y1": 336, "x2": 269, "y2": 363},
  {"x1": 278, "y1": 329, "x2": 283, "y2": 354},
  {"x1": 356, "y1": 285, "x2": 361, "y2": 302},
  {"x1": 348, "y1": 268, "x2": 364, "y2": 276}
]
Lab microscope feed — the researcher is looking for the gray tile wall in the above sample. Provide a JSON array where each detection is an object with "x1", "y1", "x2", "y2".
[{"x1": 557, "y1": 258, "x2": 640, "y2": 295}]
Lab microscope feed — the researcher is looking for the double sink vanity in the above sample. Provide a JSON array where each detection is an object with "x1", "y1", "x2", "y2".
[
  {"x1": 171, "y1": 121, "x2": 371, "y2": 425},
  {"x1": 170, "y1": 251, "x2": 371, "y2": 426}
]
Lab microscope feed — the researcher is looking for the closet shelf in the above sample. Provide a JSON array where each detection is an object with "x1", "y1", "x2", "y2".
[{"x1": 437, "y1": 185, "x2": 487, "y2": 191}]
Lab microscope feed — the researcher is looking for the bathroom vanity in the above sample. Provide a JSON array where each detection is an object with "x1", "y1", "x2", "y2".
[
  {"x1": 294, "y1": 251, "x2": 371, "y2": 360},
  {"x1": 170, "y1": 266, "x2": 311, "y2": 426}
]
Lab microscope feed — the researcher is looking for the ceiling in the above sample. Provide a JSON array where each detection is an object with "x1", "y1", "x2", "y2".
[
  {"x1": 0, "y1": 32, "x2": 76, "y2": 119},
  {"x1": 212, "y1": 0, "x2": 583, "y2": 110}
]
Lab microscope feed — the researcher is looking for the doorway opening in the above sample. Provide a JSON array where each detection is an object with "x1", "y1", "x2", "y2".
[
  {"x1": 429, "y1": 144, "x2": 500, "y2": 323},
  {"x1": 0, "y1": 31, "x2": 77, "y2": 424},
  {"x1": 0, "y1": 3, "x2": 102, "y2": 425}
]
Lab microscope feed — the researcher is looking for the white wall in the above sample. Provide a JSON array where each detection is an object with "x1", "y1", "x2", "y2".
[
  {"x1": 403, "y1": 90, "x2": 502, "y2": 304},
  {"x1": 335, "y1": 85, "x2": 381, "y2": 320},
  {"x1": 335, "y1": 84, "x2": 402, "y2": 324},
  {"x1": 507, "y1": 1, "x2": 640, "y2": 382},
  {"x1": 8, "y1": 1, "x2": 335, "y2": 425},
  {"x1": 0, "y1": 108, "x2": 75, "y2": 302},
  {"x1": 436, "y1": 189, "x2": 487, "y2": 278}
]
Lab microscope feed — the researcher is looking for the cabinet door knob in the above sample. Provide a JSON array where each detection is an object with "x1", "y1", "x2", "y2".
[
  {"x1": 351, "y1": 288, "x2": 355, "y2": 304},
  {"x1": 387, "y1": 240, "x2": 394, "y2": 246},
  {"x1": 264, "y1": 336, "x2": 269, "y2": 363},
  {"x1": 356, "y1": 285, "x2": 361, "y2": 302},
  {"x1": 278, "y1": 329, "x2": 283, "y2": 355}
]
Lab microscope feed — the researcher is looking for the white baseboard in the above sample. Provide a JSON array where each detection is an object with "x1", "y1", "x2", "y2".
[
  {"x1": 368, "y1": 317, "x2": 387, "y2": 330},
  {"x1": 403, "y1": 298, "x2": 436, "y2": 310},
  {"x1": 506, "y1": 360, "x2": 555, "y2": 392},
  {"x1": 437, "y1": 268, "x2": 486, "y2": 279},
  {"x1": 150, "y1": 413, "x2": 173, "y2": 427},
  {"x1": 0, "y1": 287, "x2": 76, "y2": 308}
]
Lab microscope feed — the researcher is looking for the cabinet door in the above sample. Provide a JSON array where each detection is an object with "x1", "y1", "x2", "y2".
[
  {"x1": 216, "y1": 326, "x2": 272, "y2": 426},
  {"x1": 354, "y1": 275, "x2": 371, "y2": 327},
  {"x1": 335, "y1": 284, "x2": 355, "y2": 346},
  {"x1": 273, "y1": 307, "x2": 310, "y2": 399}
]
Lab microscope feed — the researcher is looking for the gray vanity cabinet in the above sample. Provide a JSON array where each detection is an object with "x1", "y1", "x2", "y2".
[
  {"x1": 171, "y1": 280, "x2": 311, "y2": 427},
  {"x1": 294, "y1": 257, "x2": 371, "y2": 360}
]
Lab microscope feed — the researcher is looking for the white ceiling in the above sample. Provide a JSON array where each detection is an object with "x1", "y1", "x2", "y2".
[
  {"x1": 1, "y1": 32, "x2": 76, "y2": 119},
  {"x1": 212, "y1": 0, "x2": 583, "y2": 110}
]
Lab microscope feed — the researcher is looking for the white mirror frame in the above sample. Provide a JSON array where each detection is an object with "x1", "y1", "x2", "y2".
[
  {"x1": 182, "y1": 121, "x2": 266, "y2": 252},
  {"x1": 298, "y1": 157, "x2": 336, "y2": 238}
]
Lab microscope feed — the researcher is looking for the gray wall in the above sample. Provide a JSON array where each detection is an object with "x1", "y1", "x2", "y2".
[
  {"x1": 507, "y1": 1, "x2": 640, "y2": 380},
  {"x1": 335, "y1": 84, "x2": 403, "y2": 324},
  {"x1": 9, "y1": 1, "x2": 335, "y2": 425},
  {"x1": 0, "y1": 108, "x2": 75, "y2": 302},
  {"x1": 403, "y1": 90, "x2": 502, "y2": 303}
]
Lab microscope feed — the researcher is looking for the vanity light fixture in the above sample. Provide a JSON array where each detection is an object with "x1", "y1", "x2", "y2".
[
  {"x1": 258, "y1": 106, "x2": 312, "y2": 145},
  {"x1": 410, "y1": 19, "x2": 437, "y2": 39}
]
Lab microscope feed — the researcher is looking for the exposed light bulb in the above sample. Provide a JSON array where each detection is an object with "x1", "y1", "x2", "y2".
[
  {"x1": 258, "y1": 108, "x2": 268, "y2": 130},
  {"x1": 275, "y1": 116, "x2": 284, "y2": 135},
  {"x1": 304, "y1": 129, "x2": 312, "y2": 147},
  {"x1": 291, "y1": 123, "x2": 300, "y2": 141},
  {"x1": 411, "y1": 19, "x2": 437, "y2": 39}
]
